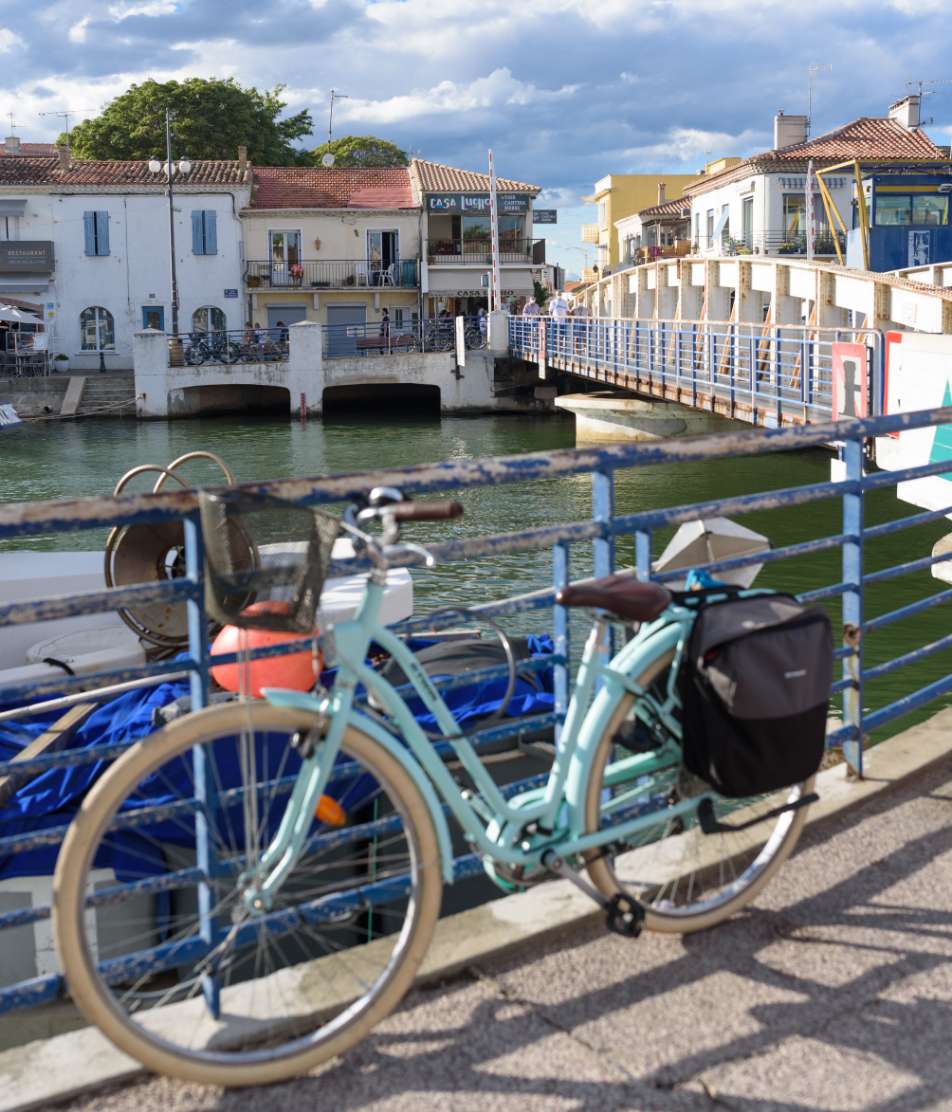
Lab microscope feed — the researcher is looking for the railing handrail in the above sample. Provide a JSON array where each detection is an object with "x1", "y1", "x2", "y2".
[{"x1": 1, "y1": 407, "x2": 947, "y2": 539}]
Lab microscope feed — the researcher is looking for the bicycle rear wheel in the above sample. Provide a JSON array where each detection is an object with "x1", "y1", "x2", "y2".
[
  {"x1": 54, "y1": 702, "x2": 442, "y2": 1086},
  {"x1": 582, "y1": 650, "x2": 812, "y2": 933}
]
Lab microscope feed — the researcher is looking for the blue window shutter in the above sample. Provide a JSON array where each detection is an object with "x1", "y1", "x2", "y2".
[
  {"x1": 205, "y1": 209, "x2": 217, "y2": 255},
  {"x1": 96, "y1": 211, "x2": 109, "y2": 256},
  {"x1": 191, "y1": 210, "x2": 204, "y2": 254},
  {"x1": 83, "y1": 211, "x2": 95, "y2": 256}
]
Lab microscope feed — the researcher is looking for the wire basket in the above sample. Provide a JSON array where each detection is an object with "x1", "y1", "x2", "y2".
[{"x1": 198, "y1": 491, "x2": 340, "y2": 633}]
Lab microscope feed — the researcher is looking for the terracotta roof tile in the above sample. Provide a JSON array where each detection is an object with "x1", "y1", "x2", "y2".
[
  {"x1": 0, "y1": 157, "x2": 248, "y2": 187},
  {"x1": 410, "y1": 158, "x2": 539, "y2": 194},
  {"x1": 686, "y1": 117, "x2": 948, "y2": 195},
  {"x1": 0, "y1": 142, "x2": 58, "y2": 157},
  {"x1": 250, "y1": 167, "x2": 413, "y2": 209},
  {"x1": 639, "y1": 196, "x2": 690, "y2": 219}
]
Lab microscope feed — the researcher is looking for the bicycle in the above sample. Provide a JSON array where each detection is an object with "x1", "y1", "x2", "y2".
[
  {"x1": 185, "y1": 331, "x2": 240, "y2": 366},
  {"x1": 52, "y1": 489, "x2": 816, "y2": 1087}
]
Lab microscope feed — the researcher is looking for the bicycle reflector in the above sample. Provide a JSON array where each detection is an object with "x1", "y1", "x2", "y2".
[
  {"x1": 315, "y1": 795, "x2": 346, "y2": 827},
  {"x1": 199, "y1": 491, "x2": 340, "y2": 634}
]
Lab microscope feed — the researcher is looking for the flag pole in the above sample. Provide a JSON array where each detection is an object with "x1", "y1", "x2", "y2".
[{"x1": 488, "y1": 149, "x2": 501, "y2": 313}]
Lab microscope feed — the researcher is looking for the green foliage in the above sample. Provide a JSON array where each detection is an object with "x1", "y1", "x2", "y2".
[
  {"x1": 533, "y1": 279, "x2": 551, "y2": 309},
  {"x1": 63, "y1": 79, "x2": 313, "y2": 165},
  {"x1": 309, "y1": 135, "x2": 409, "y2": 168}
]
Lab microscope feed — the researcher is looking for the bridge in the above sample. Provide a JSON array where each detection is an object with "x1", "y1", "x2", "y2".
[{"x1": 509, "y1": 253, "x2": 952, "y2": 436}]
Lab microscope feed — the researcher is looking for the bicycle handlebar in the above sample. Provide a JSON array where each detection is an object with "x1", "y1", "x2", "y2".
[{"x1": 388, "y1": 500, "x2": 464, "y2": 523}]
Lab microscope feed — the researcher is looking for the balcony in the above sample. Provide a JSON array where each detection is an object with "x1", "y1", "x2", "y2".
[
  {"x1": 245, "y1": 259, "x2": 419, "y2": 290},
  {"x1": 580, "y1": 224, "x2": 600, "y2": 245},
  {"x1": 426, "y1": 238, "x2": 545, "y2": 266},
  {"x1": 692, "y1": 230, "x2": 847, "y2": 258}
]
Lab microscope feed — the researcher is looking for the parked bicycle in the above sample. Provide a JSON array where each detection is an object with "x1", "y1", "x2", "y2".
[
  {"x1": 52, "y1": 489, "x2": 830, "y2": 1086},
  {"x1": 184, "y1": 330, "x2": 241, "y2": 366}
]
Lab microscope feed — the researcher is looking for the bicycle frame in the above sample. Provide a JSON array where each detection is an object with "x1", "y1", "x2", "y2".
[{"x1": 253, "y1": 572, "x2": 708, "y2": 907}]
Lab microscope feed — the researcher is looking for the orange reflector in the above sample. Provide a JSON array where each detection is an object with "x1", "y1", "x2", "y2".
[{"x1": 315, "y1": 795, "x2": 346, "y2": 827}]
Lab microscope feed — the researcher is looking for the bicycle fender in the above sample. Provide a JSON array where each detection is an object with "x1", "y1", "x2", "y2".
[
  {"x1": 562, "y1": 622, "x2": 682, "y2": 826},
  {"x1": 344, "y1": 710, "x2": 456, "y2": 886}
]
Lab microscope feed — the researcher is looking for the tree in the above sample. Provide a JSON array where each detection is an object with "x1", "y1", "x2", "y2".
[
  {"x1": 309, "y1": 135, "x2": 409, "y2": 168},
  {"x1": 533, "y1": 280, "x2": 551, "y2": 309},
  {"x1": 62, "y1": 79, "x2": 313, "y2": 165}
]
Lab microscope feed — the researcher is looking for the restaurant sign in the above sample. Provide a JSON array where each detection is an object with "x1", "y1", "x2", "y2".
[
  {"x1": 0, "y1": 241, "x2": 54, "y2": 275},
  {"x1": 533, "y1": 209, "x2": 557, "y2": 224},
  {"x1": 427, "y1": 193, "x2": 530, "y2": 214}
]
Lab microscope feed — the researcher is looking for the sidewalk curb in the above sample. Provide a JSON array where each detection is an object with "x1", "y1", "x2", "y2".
[{"x1": 4, "y1": 708, "x2": 952, "y2": 1112}]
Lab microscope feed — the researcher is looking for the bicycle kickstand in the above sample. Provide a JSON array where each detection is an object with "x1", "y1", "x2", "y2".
[{"x1": 541, "y1": 849, "x2": 645, "y2": 939}]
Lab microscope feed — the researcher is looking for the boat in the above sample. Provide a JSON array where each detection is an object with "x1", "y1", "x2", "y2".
[{"x1": 0, "y1": 404, "x2": 21, "y2": 431}]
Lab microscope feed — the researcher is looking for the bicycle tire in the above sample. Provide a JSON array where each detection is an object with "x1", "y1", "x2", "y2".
[
  {"x1": 185, "y1": 344, "x2": 206, "y2": 367},
  {"x1": 54, "y1": 702, "x2": 442, "y2": 1087},
  {"x1": 582, "y1": 649, "x2": 812, "y2": 933},
  {"x1": 222, "y1": 342, "x2": 241, "y2": 365}
]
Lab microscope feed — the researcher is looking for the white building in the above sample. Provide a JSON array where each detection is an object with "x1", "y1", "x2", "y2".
[
  {"x1": 686, "y1": 99, "x2": 945, "y2": 260},
  {"x1": 0, "y1": 150, "x2": 250, "y2": 370}
]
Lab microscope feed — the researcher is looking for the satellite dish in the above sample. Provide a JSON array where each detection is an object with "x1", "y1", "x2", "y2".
[{"x1": 321, "y1": 153, "x2": 335, "y2": 167}]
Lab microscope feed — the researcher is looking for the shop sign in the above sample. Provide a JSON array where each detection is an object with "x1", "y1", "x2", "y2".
[
  {"x1": 533, "y1": 209, "x2": 557, "y2": 224},
  {"x1": 427, "y1": 193, "x2": 530, "y2": 214},
  {"x1": 0, "y1": 241, "x2": 54, "y2": 274},
  {"x1": 224, "y1": 288, "x2": 239, "y2": 298}
]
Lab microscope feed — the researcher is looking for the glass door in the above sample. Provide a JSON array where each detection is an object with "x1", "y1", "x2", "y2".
[
  {"x1": 269, "y1": 230, "x2": 302, "y2": 286},
  {"x1": 367, "y1": 231, "x2": 399, "y2": 285},
  {"x1": 742, "y1": 196, "x2": 753, "y2": 249}
]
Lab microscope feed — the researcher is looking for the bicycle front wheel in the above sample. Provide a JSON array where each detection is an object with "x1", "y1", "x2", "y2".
[
  {"x1": 582, "y1": 650, "x2": 812, "y2": 934},
  {"x1": 54, "y1": 702, "x2": 442, "y2": 1086}
]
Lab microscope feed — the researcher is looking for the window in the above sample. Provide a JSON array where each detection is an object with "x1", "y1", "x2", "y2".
[
  {"x1": 742, "y1": 196, "x2": 753, "y2": 247},
  {"x1": 694, "y1": 212, "x2": 700, "y2": 245},
  {"x1": 192, "y1": 306, "x2": 226, "y2": 333},
  {"x1": 142, "y1": 306, "x2": 165, "y2": 330},
  {"x1": 191, "y1": 209, "x2": 218, "y2": 255},
  {"x1": 0, "y1": 215, "x2": 19, "y2": 241},
  {"x1": 914, "y1": 194, "x2": 948, "y2": 225},
  {"x1": 83, "y1": 211, "x2": 110, "y2": 256},
  {"x1": 80, "y1": 306, "x2": 114, "y2": 351},
  {"x1": 720, "y1": 203, "x2": 731, "y2": 248},
  {"x1": 705, "y1": 209, "x2": 714, "y2": 245},
  {"x1": 874, "y1": 193, "x2": 949, "y2": 227}
]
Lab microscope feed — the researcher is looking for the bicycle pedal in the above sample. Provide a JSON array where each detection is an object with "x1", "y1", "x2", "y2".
[{"x1": 605, "y1": 893, "x2": 645, "y2": 938}]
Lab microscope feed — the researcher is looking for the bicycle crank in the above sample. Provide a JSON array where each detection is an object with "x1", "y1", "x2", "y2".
[{"x1": 541, "y1": 849, "x2": 645, "y2": 939}]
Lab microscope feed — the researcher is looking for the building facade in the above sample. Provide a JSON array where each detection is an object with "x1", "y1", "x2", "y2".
[
  {"x1": 411, "y1": 159, "x2": 543, "y2": 316},
  {"x1": 242, "y1": 167, "x2": 420, "y2": 350},
  {"x1": 686, "y1": 101, "x2": 947, "y2": 261},
  {"x1": 0, "y1": 153, "x2": 249, "y2": 369}
]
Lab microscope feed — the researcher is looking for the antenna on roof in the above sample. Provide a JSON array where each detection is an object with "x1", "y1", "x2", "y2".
[
  {"x1": 903, "y1": 80, "x2": 952, "y2": 128},
  {"x1": 806, "y1": 63, "x2": 832, "y2": 137},
  {"x1": 6, "y1": 114, "x2": 14, "y2": 133},
  {"x1": 38, "y1": 108, "x2": 96, "y2": 147}
]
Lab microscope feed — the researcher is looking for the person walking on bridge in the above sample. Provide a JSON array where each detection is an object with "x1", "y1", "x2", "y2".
[
  {"x1": 522, "y1": 295, "x2": 540, "y2": 317},
  {"x1": 549, "y1": 291, "x2": 569, "y2": 354}
]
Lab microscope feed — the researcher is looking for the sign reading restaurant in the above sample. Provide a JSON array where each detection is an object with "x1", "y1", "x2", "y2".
[
  {"x1": 427, "y1": 193, "x2": 530, "y2": 214},
  {"x1": 0, "y1": 241, "x2": 54, "y2": 274}
]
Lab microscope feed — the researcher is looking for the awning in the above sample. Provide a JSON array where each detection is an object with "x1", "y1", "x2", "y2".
[
  {"x1": 0, "y1": 200, "x2": 27, "y2": 216},
  {"x1": 0, "y1": 276, "x2": 50, "y2": 292},
  {"x1": 0, "y1": 305, "x2": 43, "y2": 325}
]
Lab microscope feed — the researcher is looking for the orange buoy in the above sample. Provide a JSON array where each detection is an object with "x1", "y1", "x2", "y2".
[
  {"x1": 210, "y1": 601, "x2": 322, "y2": 698},
  {"x1": 315, "y1": 794, "x2": 346, "y2": 827}
]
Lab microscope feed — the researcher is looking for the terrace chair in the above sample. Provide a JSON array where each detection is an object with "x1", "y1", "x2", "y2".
[
  {"x1": 378, "y1": 264, "x2": 395, "y2": 287},
  {"x1": 355, "y1": 262, "x2": 369, "y2": 287}
]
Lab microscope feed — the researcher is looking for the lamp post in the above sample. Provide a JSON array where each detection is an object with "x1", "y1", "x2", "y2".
[{"x1": 148, "y1": 109, "x2": 191, "y2": 340}]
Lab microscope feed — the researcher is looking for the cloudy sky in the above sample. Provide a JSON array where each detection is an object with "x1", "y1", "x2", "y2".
[{"x1": 2, "y1": 0, "x2": 952, "y2": 276}]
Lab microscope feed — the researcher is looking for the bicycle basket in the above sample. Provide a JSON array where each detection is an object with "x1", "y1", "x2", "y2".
[{"x1": 199, "y1": 491, "x2": 340, "y2": 633}]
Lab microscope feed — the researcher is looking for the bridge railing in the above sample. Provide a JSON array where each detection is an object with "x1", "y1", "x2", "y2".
[
  {"x1": 167, "y1": 329, "x2": 289, "y2": 367},
  {"x1": 510, "y1": 316, "x2": 880, "y2": 425},
  {"x1": 1, "y1": 408, "x2": 952, "y2": 1018}
]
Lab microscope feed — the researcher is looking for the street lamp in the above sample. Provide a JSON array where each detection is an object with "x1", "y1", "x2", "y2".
[{"x1": 148, "y1": 109, "x2": 191, "y2": 339}]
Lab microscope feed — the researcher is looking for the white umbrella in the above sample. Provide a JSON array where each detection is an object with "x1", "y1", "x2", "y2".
[
  {"x1": 653, "y1": 517, "x2": 770, "y2": 589},
  {"x1": 0, "y1": 305, "x2": 43, "y2": 325}
]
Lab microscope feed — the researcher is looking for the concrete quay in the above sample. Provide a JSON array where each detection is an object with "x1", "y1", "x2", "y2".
[{"x1": 4, "y1": 706, "x2": 950, "y2": 1112}]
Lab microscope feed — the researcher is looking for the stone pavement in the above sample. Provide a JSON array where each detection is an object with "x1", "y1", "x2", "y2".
[{"x1": 55, "y1": 752, "x2": 952, "y2": 1112}]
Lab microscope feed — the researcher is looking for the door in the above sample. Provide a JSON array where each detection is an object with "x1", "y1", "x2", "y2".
[
  {"x1": 269, "y1": 230, "x2": 302, "y2": 286},
  {"x1": 266, "y1": 305, "x2": 308, "y2": 343},
  {"x1": 367, "y1": 231, "x2": 399, "y2": 285},
  {"x1": 141, "y1": 306, "x2": 165, "y2": 331},
  {"x1": 326, "y1": 304, "x2": 367, "y2": 357},
  {"x1": 742, "y1": 197, "x2": 753, "y2": 250}
]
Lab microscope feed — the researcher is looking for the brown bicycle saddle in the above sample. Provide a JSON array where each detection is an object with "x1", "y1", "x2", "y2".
[{"x1": 556, "y1": 573, "x2": 671, "y2": 622}]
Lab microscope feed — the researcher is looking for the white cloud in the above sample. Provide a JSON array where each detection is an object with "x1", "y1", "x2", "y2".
[
  {"x1": 621, "y1": 126, "x2": 766, "y2": 168},
  {"x1": 0, "y1": 28, "x2": 23, "y2": 53},
  {"x1": 68, "y1": 17, "x2": 90, "y2": 43},
  {"x1": 107, "y1": 1, "x2": 178, "y2": 18}
]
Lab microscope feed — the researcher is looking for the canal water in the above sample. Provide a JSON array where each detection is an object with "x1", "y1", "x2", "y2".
[{"x1": 2, "y1": 412, "x2": 951, "y2": 736}]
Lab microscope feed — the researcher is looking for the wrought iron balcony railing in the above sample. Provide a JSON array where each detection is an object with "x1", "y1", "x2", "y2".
[
  {"x1": 426, "y1": 238, "x2": 545, "y2": 265},
  {"x1": 245, "y1": 259, "x2": 419, "y2": 290}
]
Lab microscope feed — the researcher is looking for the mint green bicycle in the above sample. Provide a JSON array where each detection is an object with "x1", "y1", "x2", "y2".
[{"x1": 53, "y1": 490, "x2": 815, "y2": 1086}]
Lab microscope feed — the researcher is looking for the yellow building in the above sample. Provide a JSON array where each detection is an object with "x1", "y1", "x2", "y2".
[{"x1": 581, "y1": 173, "x2": 699, "y2": 274}]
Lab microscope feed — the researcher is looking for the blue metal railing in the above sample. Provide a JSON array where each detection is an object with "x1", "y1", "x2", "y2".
[
  {"x1": 1, "y1": 407, "x2": 951, "y2": 1017},
  {"x1": 510, "y1": 316, "x2": 880, "y2": 428}
]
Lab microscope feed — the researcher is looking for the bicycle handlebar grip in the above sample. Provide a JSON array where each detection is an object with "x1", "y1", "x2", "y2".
[{"x1": 389, "y1": 500, "x2": 464, "y2": 522}]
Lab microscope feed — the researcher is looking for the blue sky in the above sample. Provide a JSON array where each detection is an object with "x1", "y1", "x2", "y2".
[{"x1": 2, "y1": 0, "x2": 952, "y2": 276}]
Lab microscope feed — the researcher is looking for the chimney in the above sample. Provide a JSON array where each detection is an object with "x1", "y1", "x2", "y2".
[
  {"x1": 56, "y1": 145, "x2": 70, "y2": 170},
  {"x1": 657, "y1": 181, "x2": 666, "y2": 204},
  {"x1": 773, "y1": 110, "x2": 808, "y2": 150},
  {"x1": 237, "y1": 145, "x2": 248, "y2": 173},
  {"x1": 889, "y1": 94, "x2": 921, "y2": 130},
  {"x1": 3, "y1": 136, "x2": 20, "y2": 155}
]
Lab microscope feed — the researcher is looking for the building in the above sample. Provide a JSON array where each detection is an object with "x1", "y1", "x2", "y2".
[
  {"x1": 686, "y1": 98, "x2": 948, "y2": 259},
  {"x1": 848, "y1": 170, "x2": 952, "y2": 271},
  {"x1": 0, "y1": 150, "x2": 250, "y2": 369},
  {"x1": 615, "y1": 193, "x2": 692, "y2": 266},
  {"x1": 0, "y1": 137, "x2": 58, "y2": 158},
  {"x1": 242, "y1": 167, "x2": 420, "y2": 353},
  {"x1": 580, "y1": 174, "x2": 698, "y2": 278},
  {"x1": 411, "y1": 158, "x2": 543, "y2": 316}
]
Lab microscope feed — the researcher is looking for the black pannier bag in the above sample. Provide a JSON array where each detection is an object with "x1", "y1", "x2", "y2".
[{"x1": 676, "y1": 593, "x2": 833, "y2": 798}]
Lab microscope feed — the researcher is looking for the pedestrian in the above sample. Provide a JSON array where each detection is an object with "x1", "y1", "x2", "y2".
[
  {"x1": 522, "y1": 296, "x2": 541, "y2": 317},
  {"x1": 570, "y1": 298, "x2": 589, "y2": 354},
  {"x1": 380, "y1": 308, "x2": 390, "y2": 340},
  {"x1": 276, "y1": 319, "x2": 289, "y2": 344},
  {"x1": 477, "y1": 306, "x2": 488, "y2": 343},
  {"x1": 549, "y1": 290, "x2": 569, "y2": 353}
]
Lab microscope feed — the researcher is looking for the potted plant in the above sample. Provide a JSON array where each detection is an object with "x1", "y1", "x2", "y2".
[
  {"x1": 52, "y1": 353, "x2": 69, "y2": 374},
  {"x1": 246, "y1": 275, "x2": 261, "y2": 288}
]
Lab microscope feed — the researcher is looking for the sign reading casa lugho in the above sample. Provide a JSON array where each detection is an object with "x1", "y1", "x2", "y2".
[{"x1": 427, "y1": 193, "x2": 530, "y2": 214}]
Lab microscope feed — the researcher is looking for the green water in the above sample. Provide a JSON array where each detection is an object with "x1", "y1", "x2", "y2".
[{"x1": 2, "y1": 412, "x2": 951, "y2": 737}]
